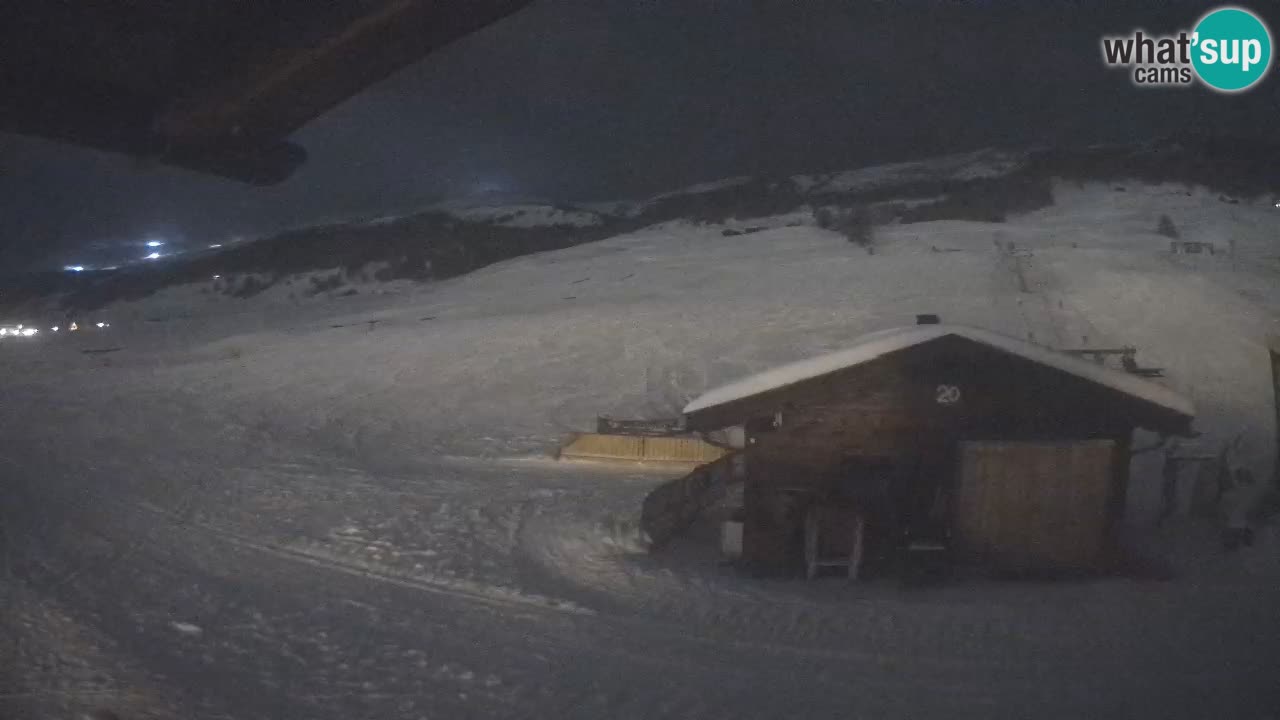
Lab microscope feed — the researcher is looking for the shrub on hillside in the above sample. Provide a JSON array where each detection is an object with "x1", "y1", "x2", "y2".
[
  {"x1": 894, "y1": 175, "x2": 1054, "y2": 225},
  {"x1": 231, "y1": 274, "x2": 273, "y2": 299},
  {"x1": 1156, "y1": 214, "x2": 1180, "y2": 239},
  {"x1": 814, "y1": 206, "x2": 838, "y2": 230},
  {"x1": 814, "y1": 205, "x2": 875, "y2": 247},
  {"x1": 308, "y1": 272, "x2": 344, "y2": 296},
  {"x1": 839, "y1": 205, "x2": 874, "y2": 247}
]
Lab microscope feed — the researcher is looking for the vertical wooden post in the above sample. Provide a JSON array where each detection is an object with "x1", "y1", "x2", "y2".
[
  {"x1": 1107, "y1": 433, "x2": 1132, "y2": 559},
  {"x1": 848, "y1": 514, "x2": 866, "y2": 581},
  {"x1": 804, "y1": 506, "x2": 819, "y2": 581},
  {"x1": 1269, "y1": 336, "x2": 1280, "y2": 490}
]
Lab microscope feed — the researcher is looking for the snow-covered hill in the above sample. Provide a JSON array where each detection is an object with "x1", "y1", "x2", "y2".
[
  {"x1": 21, "y1": 178, "x2": 1279, "y2": 484},
  {"x1": 3, "y1": 145, "x2": 1280, "y2": 719},
  {"x1": 15, "y1": 136, "x2": 1277, "y2": 317}
]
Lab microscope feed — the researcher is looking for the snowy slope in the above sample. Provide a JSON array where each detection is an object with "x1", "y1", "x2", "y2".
[
  {"x1": 3, "y1": 170, "x2": 1279, "y2": 719},
  {"x1": 33, "y1": 178, "x2": 1278, "y2": 500},
  {"x1": 33, "y1": 180, "x2": 1275, "y2": 467}
]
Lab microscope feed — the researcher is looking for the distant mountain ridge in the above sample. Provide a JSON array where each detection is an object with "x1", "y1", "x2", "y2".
[{"x1": 5, "y1": 134, "x2": 1278, "y2": 313}]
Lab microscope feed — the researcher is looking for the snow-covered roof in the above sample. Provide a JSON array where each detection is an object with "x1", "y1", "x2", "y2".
[{"x1": 683, "y1": 324, "x2": 1195, "y2": 419}]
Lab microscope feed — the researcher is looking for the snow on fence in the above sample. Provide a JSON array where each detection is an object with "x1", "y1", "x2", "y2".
[
  {"x1": 595, "y1": 416, "x2": 684, "y2": 436},
  {"x1": 640, "y1": 453, "x2": 740, "y2": 549},
  {"x1": 559, "y1": 433, "x2": 727, "y2": 464}
]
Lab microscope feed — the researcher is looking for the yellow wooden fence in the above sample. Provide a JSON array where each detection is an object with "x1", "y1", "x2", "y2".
[{"x1": 559, "y1": 433, "x2": 728, "y2": 463}]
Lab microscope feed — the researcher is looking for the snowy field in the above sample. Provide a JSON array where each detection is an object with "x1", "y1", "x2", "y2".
[{"x1": 1, "y1": 180, "x2": 1278, "y2": 719}]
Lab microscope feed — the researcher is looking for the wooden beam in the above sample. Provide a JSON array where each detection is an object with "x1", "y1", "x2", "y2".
[
  {"x1": 0, "y1": 72, "x2": 305, "y2": 184},
  {"x1": 154, "y1": 0, "x2": 533, "y2": 145},
  {"x1": 0, "y1": 0, "x2": 531, "y2": 183}
]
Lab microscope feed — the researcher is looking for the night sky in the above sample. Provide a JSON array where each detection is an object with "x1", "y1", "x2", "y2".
[{"x1": 2, "y1": 0, "x2": 1279, "y2": 269}]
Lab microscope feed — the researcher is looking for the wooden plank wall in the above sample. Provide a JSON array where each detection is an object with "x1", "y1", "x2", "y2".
[
  {"x1": 742, "y1": 478, "x2": 810, "y2": 574},
  {"x1": 710, "y1": 339, "x2": 1156, "y2": 574},
  {"x1": 560, "y1": 433, "x2": 727, "y2": 463},
  {"x1": 640, "y1": 454, "x2": 740, "y2": 548},
  {"x1": 954, "y1": 440, "x2": 1116, "y2": 570}
]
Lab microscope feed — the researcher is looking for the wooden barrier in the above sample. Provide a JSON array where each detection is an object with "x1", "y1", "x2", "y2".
[
  {"x1": 640, "y1": 453, "x2": 740, "y2": 549},
  {"x1": 559, "y1": 433, "x2": 727, "y2": 464}
]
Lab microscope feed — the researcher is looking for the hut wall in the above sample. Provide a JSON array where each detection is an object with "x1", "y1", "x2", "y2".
[
  {"x1": 953, "y1": 439, "x2": 1119, "y2": 570},
  {"x1": 735, "y1": 338, "x2": 1143, "y2": 573}
]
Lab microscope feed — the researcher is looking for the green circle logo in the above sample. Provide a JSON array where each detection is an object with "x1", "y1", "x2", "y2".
[{"x1": 1192, "y1": 7, "x2": 1273, "y2": 92}]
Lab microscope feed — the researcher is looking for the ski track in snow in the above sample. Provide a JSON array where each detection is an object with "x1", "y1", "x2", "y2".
[{"x1": 1, "y1": 180, "x2": 1278, "y2": 719}]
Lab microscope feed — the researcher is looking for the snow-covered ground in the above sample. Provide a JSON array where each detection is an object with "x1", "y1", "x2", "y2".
[{"x1": 1, "y1": 178, "x2": 1278, "y2": 719}]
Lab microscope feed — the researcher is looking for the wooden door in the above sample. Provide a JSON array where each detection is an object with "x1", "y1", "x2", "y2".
[{"x1": 955, "y1": 440, "x2": 1117, "y2": 570}]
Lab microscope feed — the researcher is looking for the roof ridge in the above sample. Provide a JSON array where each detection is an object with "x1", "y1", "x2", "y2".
[{"x1": 683, "y1": 324, "x2": 1194, "y2": 420}]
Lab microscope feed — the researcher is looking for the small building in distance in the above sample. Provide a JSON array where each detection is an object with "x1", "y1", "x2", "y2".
[{"x1": 681, "y1": 320, "x2": 1196, "y2": 576}]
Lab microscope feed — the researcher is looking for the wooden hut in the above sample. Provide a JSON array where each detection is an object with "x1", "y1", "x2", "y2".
[{"x1": 682, "y1": 321, "x2": 1196, "y2": 576}]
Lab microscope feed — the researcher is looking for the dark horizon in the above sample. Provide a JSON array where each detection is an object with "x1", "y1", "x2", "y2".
[{"x1": 3, "y1": 0, "x2": 1279, "y2": 269}]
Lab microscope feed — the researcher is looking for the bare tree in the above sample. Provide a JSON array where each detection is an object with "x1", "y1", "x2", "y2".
[
  {"x1": 841, "y1": 205, "x2": 874, "y2": 248},
  {"x1": 815, "y1": 205, "x2": 875, "y2": 249}
]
